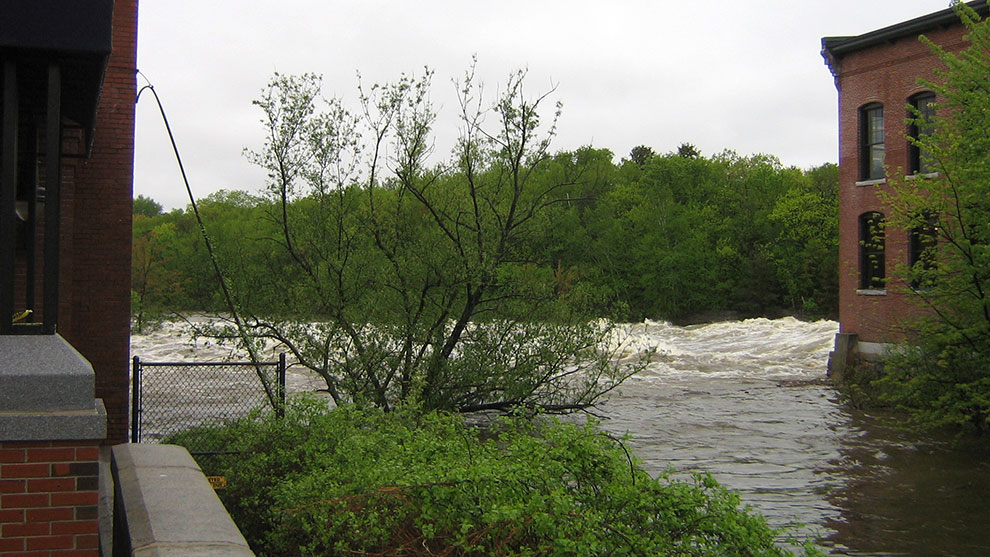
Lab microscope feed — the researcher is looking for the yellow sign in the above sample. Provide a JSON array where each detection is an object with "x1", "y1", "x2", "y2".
[{"x1": 207, "y1": 476, "x2": 227, "y2": 490}]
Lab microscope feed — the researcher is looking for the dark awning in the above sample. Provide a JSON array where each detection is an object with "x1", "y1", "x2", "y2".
[
  {"x1": 0, "y1": 0, "x2": 115, "y2": 154},
  {"x1": 0, "y1": 0, "x2": 113, "y2": 53}
]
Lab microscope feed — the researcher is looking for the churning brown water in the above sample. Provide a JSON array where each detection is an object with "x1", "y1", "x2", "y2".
[
  {"x1": 132, "y1": 317, "x2": 990, "y2": 555},
  {"x1": 597, "y1": 318, "x2": 990, "y2": 555}
]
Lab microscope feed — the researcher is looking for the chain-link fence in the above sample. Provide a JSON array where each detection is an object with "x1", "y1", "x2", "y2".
[{"x1": 131, "y1": 355, "x2": 286, "y2": 455}]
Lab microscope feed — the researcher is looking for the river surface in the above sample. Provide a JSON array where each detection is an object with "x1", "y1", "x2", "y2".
[{"x1": 131, "y1": 317, "x2": 990, "y2": 555}]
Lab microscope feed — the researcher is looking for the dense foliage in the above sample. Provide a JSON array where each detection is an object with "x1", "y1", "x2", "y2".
[
  {"x1": 132, "y1": 153, "x2": 838, "y2": 326},
  {"x1": 874, "y1": 2, "x2": 990, "y2": 432},
  {"x1": 175, "y1": 398, "x2": 814, "y2": 556}
]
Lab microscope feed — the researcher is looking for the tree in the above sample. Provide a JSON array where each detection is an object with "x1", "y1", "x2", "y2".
[
  {"x1": 676, "y1": 142, "x2": 700, "y2": 158},
  {"x1": 133, "y1": 194, "x2": 163, "y2": 217},
  {"x1": 767, "y1": 163, "x2": 839, "y2": 316},
  {"x1": 213, "y1": 67, "x2": 641, "y2": 414},
  {"x1": 879, "y1": 2, "x2": 990, "y2": 431},
  {"x1": 131, "y1": 215, "x2": 184, "y2": 332},
  {"x1": 628, "y1": 144, "x2": 655, "y2": 165}
]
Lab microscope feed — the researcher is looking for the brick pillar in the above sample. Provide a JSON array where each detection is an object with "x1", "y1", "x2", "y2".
[
  {"x1": 0, "y1": 441, "x2": 101, "y2": 555},
  {"x1": 0, "y1": 335, "x2": 107, "y2": 556},
  {"x1": 59, "y1": 0, "x2": 138, "y2": 446}
]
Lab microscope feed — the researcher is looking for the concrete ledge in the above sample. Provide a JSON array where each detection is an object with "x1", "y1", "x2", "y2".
[
  {"x1": 112, "y1": 444, "x2": 254, "y2": 556},
  {"x1": 827, "y1": 332, "x2": 857, "y2": 379},
  {"x1": 0, "y1": 399, "x2": 107, "y2": 441},
  {"x1": 857, "y1": 340, "x2": 893, "y2": 358},
  {"x1": 0, "y1": 334, "x2": 98, "y2": 411}
]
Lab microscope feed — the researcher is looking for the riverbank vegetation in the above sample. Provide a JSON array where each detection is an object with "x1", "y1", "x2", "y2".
[
  {"x1": 172, "y1": 398, "x2": 815, "y2": 556},
  {"x1": 132, "y1": 124, "x2": 838, "y2": 333},
  {"x1": 133, "y1": 64, "x2": 839, "y2": 414}
]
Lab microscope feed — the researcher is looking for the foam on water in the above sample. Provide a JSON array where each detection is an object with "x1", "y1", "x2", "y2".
[
  {"x1": 132, "y1": 316, "x2": 839, "y2": 396},
  {"x1": 614, "y1": 317, "x2": 837, "y2": 381}
]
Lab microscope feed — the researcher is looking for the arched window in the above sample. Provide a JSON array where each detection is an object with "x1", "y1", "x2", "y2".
[
  {"x1": 860, "y1": 103, "x2": 885, "y2": 180},
  {"x1": 859, "y1": 212, "x2": 885, "y2": 289},
  {"x1": 908, "y1": 92, "x2": 936, "y2": 174},
  {"x1": 909, "y1": 211, "x2": 938, "y2": 288}
]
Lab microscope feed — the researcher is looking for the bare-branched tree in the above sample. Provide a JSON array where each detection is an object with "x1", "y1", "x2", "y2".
[{"x1": 208, "y1": 65, "x2": 641, "y2": 413}]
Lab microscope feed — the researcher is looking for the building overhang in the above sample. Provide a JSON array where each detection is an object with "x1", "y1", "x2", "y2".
[
  {"x1": 0, "y1": 0, "x2": 115, "y2": 153},
  {"x1": 821, "y1": 0, "x2": 989, "y2": 78}
]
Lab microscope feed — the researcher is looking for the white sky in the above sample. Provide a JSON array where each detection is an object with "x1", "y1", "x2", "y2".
[{"x1": 134, "y1": 1, "x2": 953, "y2": 210}]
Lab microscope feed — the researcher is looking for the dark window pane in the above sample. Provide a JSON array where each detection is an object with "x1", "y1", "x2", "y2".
[
  {"x1": 909, "y1": 93, "x2": 936, "y2": 174},
  {"x1": 870, "y1": 145, "x2": 885, "y2": 179},
  {"x1": 860, "y1": 104, "x2": 885, "y2": 180},
  {"x1": 869, "y1": 110, "x2": 884, "y2": 143},
  {"x1": 860, "y1": 212, "x2": 886, "y2": 289}
]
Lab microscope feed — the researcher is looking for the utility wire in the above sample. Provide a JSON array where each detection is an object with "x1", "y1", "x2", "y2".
[{"x1": 136, "y1": 71, "x2": 278, "y2": 409}]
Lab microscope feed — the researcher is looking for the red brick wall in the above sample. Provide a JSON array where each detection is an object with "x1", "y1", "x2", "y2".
[
  {"x1": 58, "y1": 1, "x2": 137, "y2": 444},
  {"x1": 0, "y1": 441, "x2": 101, "y2": 556},
  {"x1": 832, "y1": 25, "x2": 969, "y2": 343}
]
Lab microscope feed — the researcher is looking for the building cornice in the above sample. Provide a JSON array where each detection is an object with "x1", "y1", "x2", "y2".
[{"x1": 822, "y1": 1, "x2": 989, "y2": 77}]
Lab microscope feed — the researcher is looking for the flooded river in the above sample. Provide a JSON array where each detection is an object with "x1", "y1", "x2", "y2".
[
  {"x1": 596, "y1": 318, "x2": 990, "y2": 555},
  {"x1": 132, "y1": 317, "x2": 990, "y2": 555}
]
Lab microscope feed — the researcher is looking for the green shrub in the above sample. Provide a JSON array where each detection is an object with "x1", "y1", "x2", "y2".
[
  {"x1": 180, "y1": 397, "x2": 815, "y2": 555},
  {"x1": 875, "y1": 336, "x2": 990, "y2": 433}
]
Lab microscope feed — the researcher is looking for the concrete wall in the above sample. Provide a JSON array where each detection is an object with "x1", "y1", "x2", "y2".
[{"x1": 111, "y1": 444, "x2": 253, "y2": 556}]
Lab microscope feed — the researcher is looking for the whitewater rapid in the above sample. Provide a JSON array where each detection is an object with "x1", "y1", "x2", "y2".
[{"x1": 130, "y1": 316, "x2": 838, "y2": 404}]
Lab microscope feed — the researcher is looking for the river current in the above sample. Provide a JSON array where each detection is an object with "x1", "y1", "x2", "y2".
[{"x1": 131, "y1": 317, "x2": 990, "y2": 555}]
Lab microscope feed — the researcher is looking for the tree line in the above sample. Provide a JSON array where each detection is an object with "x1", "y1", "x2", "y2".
[{"x1": 133, "y1": 149, "x2": 837, "y2": 330}]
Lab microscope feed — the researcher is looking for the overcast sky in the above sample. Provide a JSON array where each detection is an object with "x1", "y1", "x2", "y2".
[{"x1": 134, "y1": 1, "x2": 954, "y2": 209}]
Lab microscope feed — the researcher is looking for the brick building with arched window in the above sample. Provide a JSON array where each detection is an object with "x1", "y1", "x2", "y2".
[{"x1": 822, "y1": 1, "x2": 988, "y2": 373}]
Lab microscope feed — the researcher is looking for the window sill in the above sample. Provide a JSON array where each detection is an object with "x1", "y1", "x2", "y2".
[
  {"x1": 856, "y1": 288, "x2": 887, "y2": 296},
  {"x1": 905, "y1": 172, "x2": 940, "y2": 181},
  {"x1": 855, "y1": 178, "x2": 887, "y2": 187}
]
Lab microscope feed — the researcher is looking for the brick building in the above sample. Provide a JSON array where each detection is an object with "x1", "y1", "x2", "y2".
[
  {"x1": 822, "y1": 1, "x2": 987, "y2": 371},
  {"x1": 2, "y1": 1, "x2": 137, "y2": 554},
  {"x1": 61, "y1": 0, "x2": 138, "y2": 447},
  {"x1": 1, "y1": 0, "x2": 136, "y2": 443}
]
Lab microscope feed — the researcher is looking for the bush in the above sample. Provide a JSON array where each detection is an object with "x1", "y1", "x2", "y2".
[
  {"x1": 874, "y1": 3, "x2": 990, "y2": 435},
  {"x1": 875, "y1": 336, "x2": 990, "y2": 433},
  {"x1": 179, "y1": 397, "x2": 816, "y2": 555}
]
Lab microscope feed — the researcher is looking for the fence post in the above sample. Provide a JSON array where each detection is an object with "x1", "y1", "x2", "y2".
[
  {"x1": 131, "y1": 355, "x2": 141, "y2": 443},
  {"x1": 277, "y1": 353, "x2": 286, "y2": 418}
]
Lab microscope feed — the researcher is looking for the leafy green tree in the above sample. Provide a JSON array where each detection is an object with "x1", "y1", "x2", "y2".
[
  {"x1": 627, "y1": 144, "x2": 655, "y2": 165},
  {"x1": 133, "y1": 194, "x2": 163, "y2": 217},
  {"x1": 527, "y1": 147, "x2": 620, "y2": 315},
  {"x1": 132, "y1": 213, "x2": 184, "y2": 332},
  {"x1": 878, "y1": 2, "x2": 990, "y2": 431},
  {"x1": 592, "y1": 153, "x2": 723, "y2": 319},
  {"x1": 215, "y1": 68, "x2": 639, "y2": 414},
  {"x1": 707, "y1": 152, "x2": 794, "y2": 314},
  {"x1": 584, "y1": 150, "x2": 833, "y2": 321},
  {"x1": 676, "y1": 142, "x2": 700, "y2": 158},
  {"x1": 768, "y1": 163, "x2": 838, "y2": 317}
]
